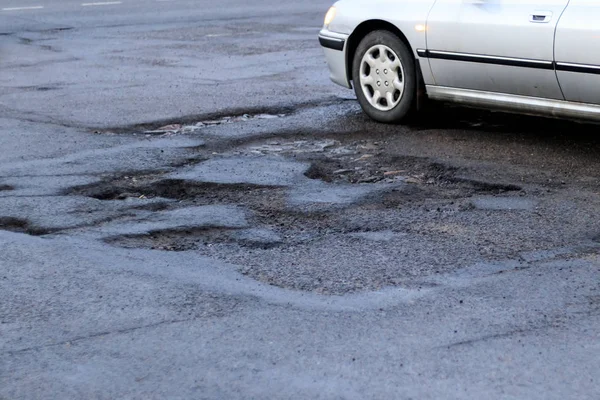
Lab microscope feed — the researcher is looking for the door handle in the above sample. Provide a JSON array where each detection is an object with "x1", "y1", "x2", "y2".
[{"x1": 530, "y1": 11, "x2": 553, "y2": 23}]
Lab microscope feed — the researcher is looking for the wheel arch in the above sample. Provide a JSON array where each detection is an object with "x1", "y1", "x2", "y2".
[
  {"x1": 346, "y1": 19, "x2": 427, "y2": 110},
  {"x1": 346, "y1": 20, "x2": 413, "y2": 84}
]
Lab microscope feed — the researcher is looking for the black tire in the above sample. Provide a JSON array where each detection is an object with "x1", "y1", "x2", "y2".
[{"x1": 351, "y1": 30, "x2": 417, "y2": 123}]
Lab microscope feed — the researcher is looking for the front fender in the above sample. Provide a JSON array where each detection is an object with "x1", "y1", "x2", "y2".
[{"x1": 327, "y1": 0, "x2": 437, "y2": 59}]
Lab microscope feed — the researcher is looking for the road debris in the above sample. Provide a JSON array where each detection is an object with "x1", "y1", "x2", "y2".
[
  {"x1": 383, "y1": 170, "x2": 406, "y2": 177},
  {"x1": 353, "y1": 154, "x2": 374, "y2": 162},
  {"x1": 248, "y1": 140, "x2": 339, "y2": 155},
  {"x1": 144, "y1": 113, "x2": 286, "y2": 135}
]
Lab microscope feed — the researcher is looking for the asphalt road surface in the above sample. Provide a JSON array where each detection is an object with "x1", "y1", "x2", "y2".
[{"x1": 1, "y1": 1, "x2": 600, "y2": 399}]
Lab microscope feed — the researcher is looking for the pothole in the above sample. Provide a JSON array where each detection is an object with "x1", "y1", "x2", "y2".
[
  {"x1": 252, "y1": 208, "x2": 336, "y2": 235},
  {"x1": 448, "y1": 177, "x2": 522, "y2": 194},
  {"x1": 106, "y1": 226, "x2": 283, "y2": 252},
  {"x1": 0, "y1": 217, "x2": 50, "y2": 236},
  {"x1": 304, "y1": 163, "x2": 334, "y2": 182},
  {"x1": 67, "y1": 172, "x2": 168, "y2": 200},
  {"x1": 97, "y1": 175, "x2": 552, "y2": 296},
  {"x1": 147, "y1": 113, "x2": 286, "y2": 135},
  {"x1": 301, "y1": 154, "x2": 522, "y2": 197},
  {"x1": 0, "y1": 217, "x2": 28, "y2": 231},
  {"x1": 142, "y1": 180, "x2": 284, "y2": 203},
  {"x1": 105, "y1": 112, "x2": 287, "y2": 136},
  {"x1": 246, "y1": 139, "x2": 339, "y2": 155},
  {"x1": 297, "y1": 153, "x2": 459, "y2": 185},
  {"x1": 74, "y1": 178, "x2": 285, "y2": 206},
  {"x1": 240, "y1": 137, "x2": 524, "y2": 195}
]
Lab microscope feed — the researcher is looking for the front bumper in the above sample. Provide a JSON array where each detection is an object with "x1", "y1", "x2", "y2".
[{"x1": 318, "y1": 29, "x2": 351, "y2": 89}]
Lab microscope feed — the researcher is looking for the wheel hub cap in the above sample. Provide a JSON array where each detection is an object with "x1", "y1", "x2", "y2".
[{"x1": 359, "y1": 45, "x2": 405, "y2": 112}]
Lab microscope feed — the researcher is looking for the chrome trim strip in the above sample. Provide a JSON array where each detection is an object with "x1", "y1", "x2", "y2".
[
  {"x1": 318, "y1": 35, "x2": 344, "y2": 43},
  {"x1": 417, "y1": 49, "x2": 600, "y2": 75},
  {"x1": 318, "y1": 29, "x2": 349, "y2": 41},
  {"x1": 426, "y1": 85, "x2": 600, "y2": 122},
  {"x1": 417, "y1": 49, "x2": 554, "y2": 70},
  {"x1": 556, "y1": 62, "x2": 600, "y2": 75},
  {"x1": 557, "y1": 62, "x2": 600, "y2": 69},
  {"x1": 429, "y1": 50, "x2": 553, "y2": 65}
]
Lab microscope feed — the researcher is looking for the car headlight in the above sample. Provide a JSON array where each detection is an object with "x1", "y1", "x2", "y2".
[{"x1": 324, "y1": 6, "x2": 336, "y2": 28}]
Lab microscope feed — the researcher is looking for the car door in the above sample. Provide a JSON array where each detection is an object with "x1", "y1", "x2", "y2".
[
  {"x1": 555, "y1": 0, "x2": 600, "y2": 105},
  {"x1": 424, "y1": 0, "x2": 569, "y2": 99}
]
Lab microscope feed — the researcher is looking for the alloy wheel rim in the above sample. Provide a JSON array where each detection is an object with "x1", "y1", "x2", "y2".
[{"x1": 359, "y1": 45, "x2": 405, "y2": 112}]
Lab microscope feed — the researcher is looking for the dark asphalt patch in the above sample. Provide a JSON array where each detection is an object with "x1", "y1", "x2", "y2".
[
  {"x1": 106, "y1": 226, "x2": 283, "y2": 252},
  {"x1": 66, "y1": 171, "x2": 169, "y2": 200},
  {"x1": 300, "y1": 152, "x2": 521, "y2": 195},
  {"x1": 142, "y1": 180, "x2": 284, "y2": 203},
  {"x1": 106, "y1": 227, "x2": 240, "y2": 252},
  {"x1": 35, "y1": 86, "x2": 59, "y2": 92},
  {"x1": 0, "y1": 217, "x2": 28, "y2": 231},
  {"x1": 41, "y1": 27, "x2": 75, "y2": 33},
  {"x1": 448, "y1": 177, "x2": 522, "y2": 194},
  {"x1": 15, "y1": 85, "x2": 62, "y2": 92},
  {"x1": 72, "y1": 176, "x2": 285, "y2": 204},
  {"x1": 0, "y1": 217, "x2": 51, "y2": 236},
  {"x1": 302, "y1": 156, "x2": 459, "y2": 185}
]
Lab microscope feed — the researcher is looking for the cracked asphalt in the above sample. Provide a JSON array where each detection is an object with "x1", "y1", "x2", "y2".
[{"x1": 1, "y1": 1, "x2": 600, "y2": 399}]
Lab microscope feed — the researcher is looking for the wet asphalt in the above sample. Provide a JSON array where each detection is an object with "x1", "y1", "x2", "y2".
[{"x1": 1, "y1": 1, "x2": 600, "y2": 399}]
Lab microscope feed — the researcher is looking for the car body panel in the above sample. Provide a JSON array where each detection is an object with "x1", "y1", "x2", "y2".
[
  {"x1": 326, "y1": 0, "x2": 436, "y2": 55},
  {"x1": 555, "y1": 0, "x2": 600, "y2": 104},
  {"x1": 426, "y1": 0, "x2": 569, "y2": 99},
  {"x1": 319, "y1": 30, "x2": 352, "y2": 88},
  {"x1": 323, "y1": 0, "x2": 438, "y2": 85},
  {"x1": 428, "y1": 86, "x2": 600, "y2": 122},
  {"x1": 319, "y1": 0, "x2": 600, "y2": 122}
]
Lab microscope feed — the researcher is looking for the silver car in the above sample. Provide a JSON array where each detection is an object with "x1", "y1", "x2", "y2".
[{"x1": 319, "y1": 0, "x2": 600, "y2": 123}]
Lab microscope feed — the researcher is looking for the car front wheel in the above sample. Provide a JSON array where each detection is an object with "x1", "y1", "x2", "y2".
[{"x1": 351, "y1": 30, "x2": 416, "y2": 123}]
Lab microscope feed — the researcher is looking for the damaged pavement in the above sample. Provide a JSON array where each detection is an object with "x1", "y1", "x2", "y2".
[
  {"x1": 3, "y1": 103, "x2": 600, "y2": 398},
  {"x1": 1, "y1": 1, "x2": 600, "y2": 398}
]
